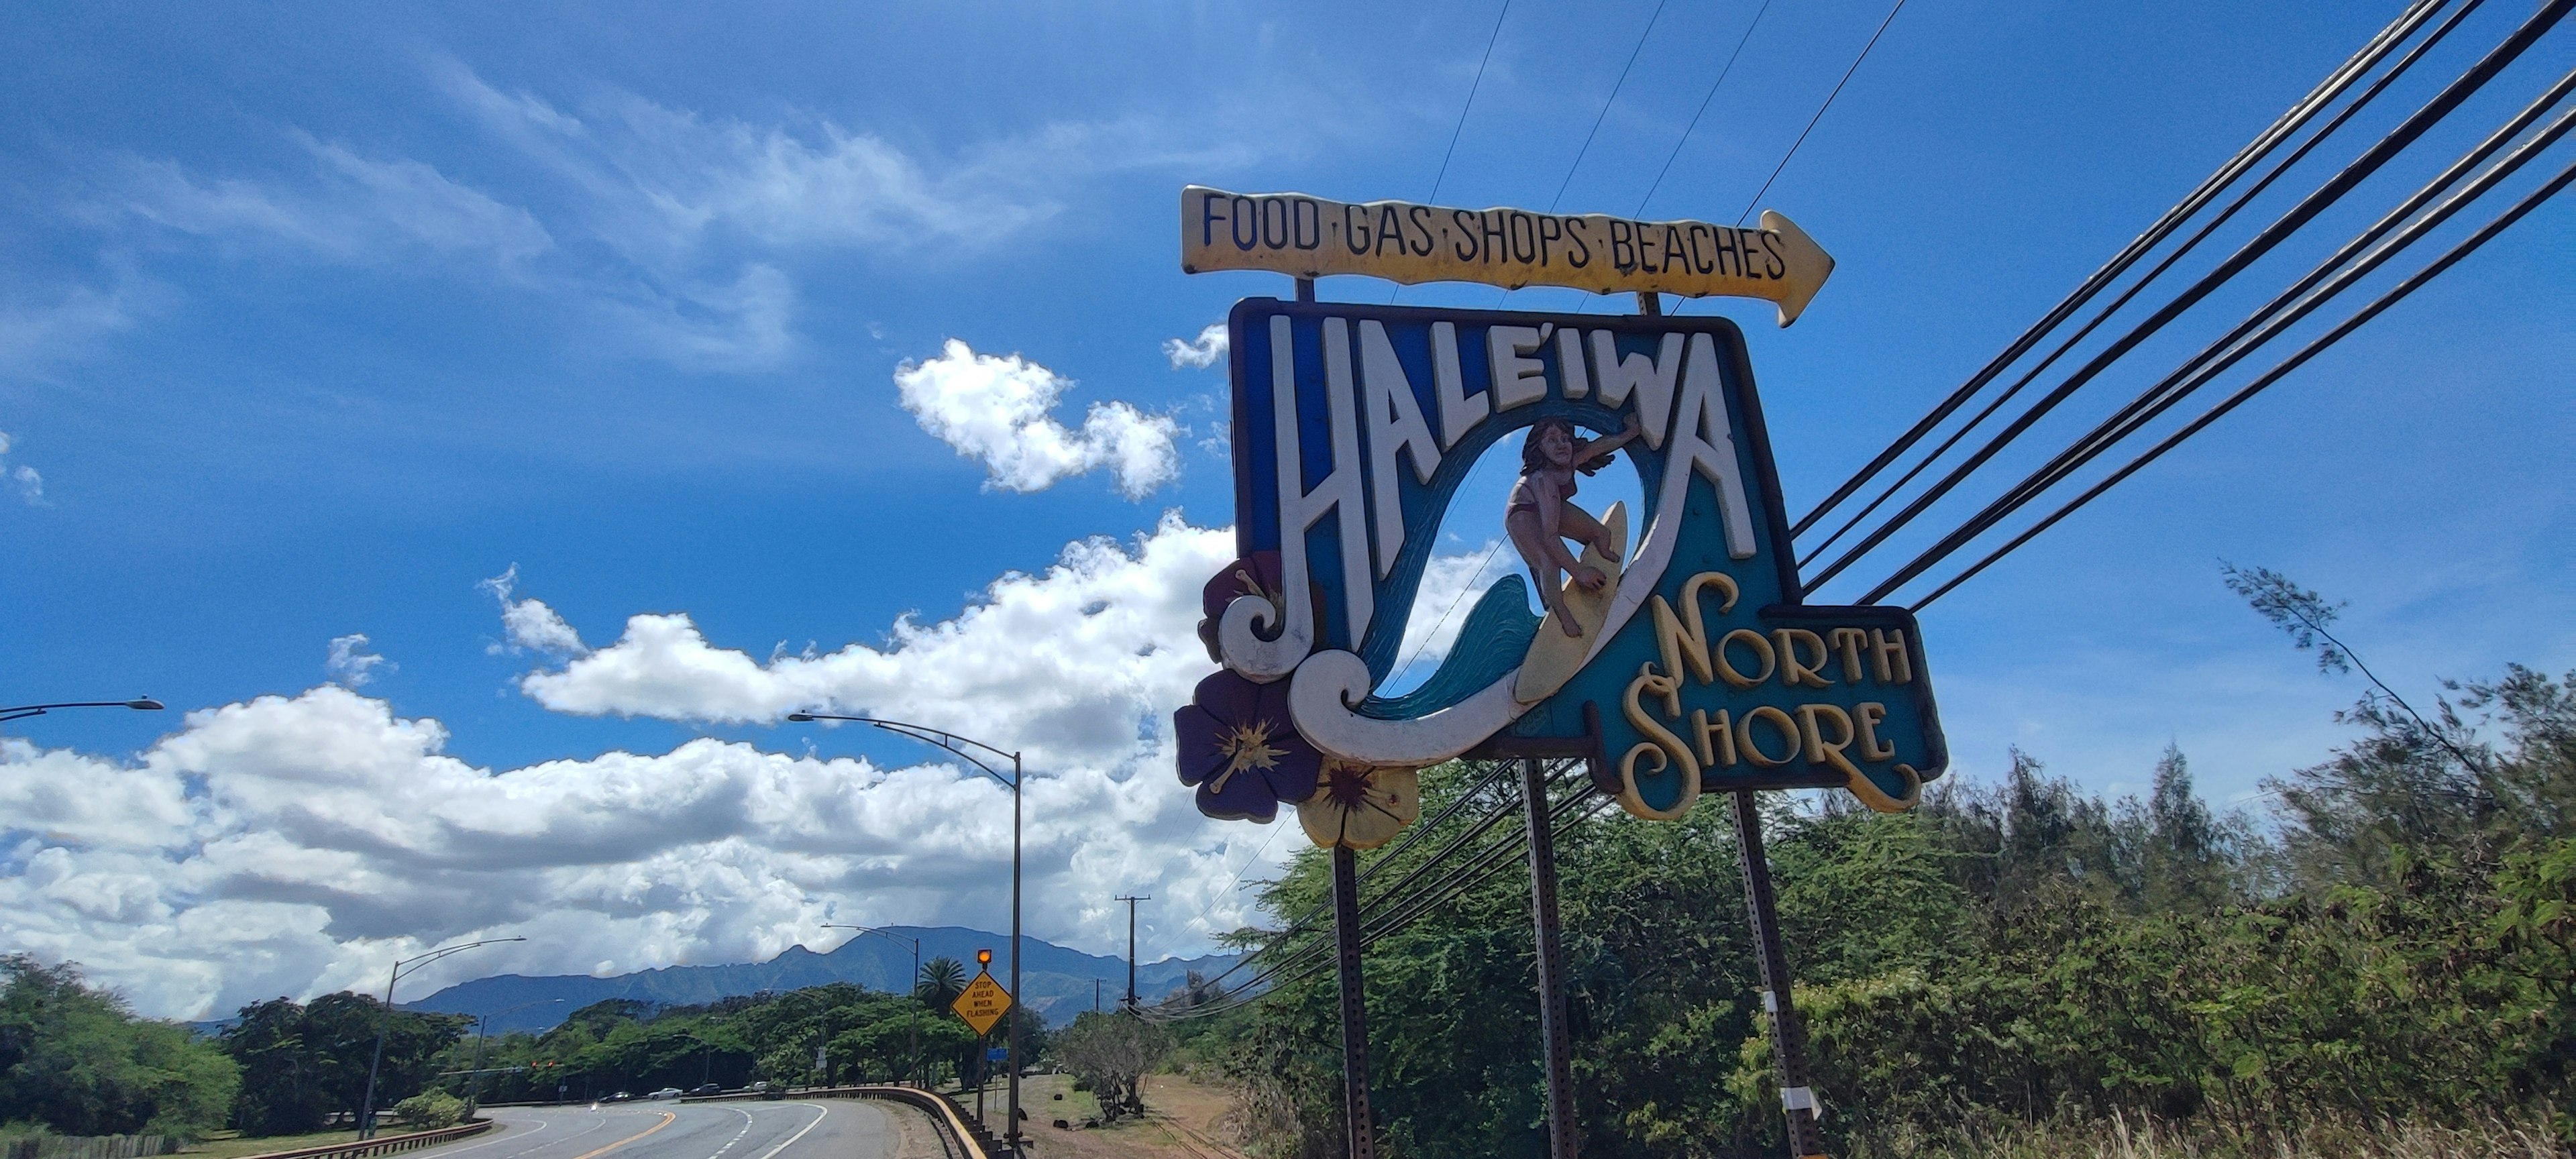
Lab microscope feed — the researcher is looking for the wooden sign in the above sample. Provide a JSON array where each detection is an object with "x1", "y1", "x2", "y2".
[
  {"x1": 1179, "y1": 186, "x2": 1836, "y2": 326},
  {"x1": 951, "y1": 971, "x2": 1012, "y2": 1036}
]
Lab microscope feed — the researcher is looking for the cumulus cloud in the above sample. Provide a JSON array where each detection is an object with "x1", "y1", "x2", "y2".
[
  {"x1": 0, "y1": 683, "x2": 1267, "y2": 1021},
  {"x1": 1, "y1": 517, "x2": 1529, "y2": 1020},
  {"x1": 1163, "y1": 323, "x2": 1228, "y2": 370},
  {"x1": 895, "y1": 339, "x2": 1179, "y2": 499},
  {"x1": 479, "y1": 565, "x2": 588, "y2": 657},
  {"x1": 324, "y1": 634, "x2": 391, "y2": 688},
  {"x1": 515, "y1": 512, "x2": 1230, "y2": 771}
]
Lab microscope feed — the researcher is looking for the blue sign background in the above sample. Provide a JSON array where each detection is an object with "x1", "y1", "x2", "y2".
[{"x1": 1227, "y1": 298, "x2": 1945, "y2": 814}]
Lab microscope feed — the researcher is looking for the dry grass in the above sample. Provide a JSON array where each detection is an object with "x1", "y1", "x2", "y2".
[
  {"x1": 1851, "y1": 1110, "x2": 2569, "y2": 1159},
  {"x1": 176, "y1": 1130, "x2": 362, "y2": 1159}
]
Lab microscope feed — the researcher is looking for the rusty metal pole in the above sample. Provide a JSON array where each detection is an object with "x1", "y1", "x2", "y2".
[
  {"x1": 1330, "y1": 843, "x2": 1378, "y2": 1159},
  {"x1": 1731, "y1": 789, "x2": 1829, "y2": 1159},
  {"x1": 1521, "y1": 759, "x2": 1580, "y2": 1158}
]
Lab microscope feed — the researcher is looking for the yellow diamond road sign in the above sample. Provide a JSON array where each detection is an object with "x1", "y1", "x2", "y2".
[{"x1": 951, "y1": 971, "x2": 1012, "y2": 1036}]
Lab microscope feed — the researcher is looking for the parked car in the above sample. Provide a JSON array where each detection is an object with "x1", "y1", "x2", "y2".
[
  {"x1": 690, "y1": 1083, "x2": 721, "y2": 1096},
  {"x1": 609, "y1": 1091, "x2": 632, "y2": 1102},
  {"x1": 650, "y1": 1087, "x2": 683, "y2": 1100}
]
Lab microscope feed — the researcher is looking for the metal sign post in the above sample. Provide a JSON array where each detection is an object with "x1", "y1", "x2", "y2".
[
  {"x1": 1733, "y1": 789, "x2": 1827, "y2": 1159},
  {"x1": 1521, "y1": 758, "x2": 1579, "y2": 1159},
  {"x1": 1330, "y1": 844, "x2": 1378, "y2": 1159}
]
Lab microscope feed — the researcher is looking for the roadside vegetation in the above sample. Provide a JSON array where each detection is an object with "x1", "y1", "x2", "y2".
[
  {"x1": 0, "y1": 958, "x2": 237, "y2": 1139},
  {"x1": 1205, "y1": 654, "x2": 2574, "y2": 1158},
  {"x1": 433, "y1": 977, "x2": 1026, "y2": 1105}
]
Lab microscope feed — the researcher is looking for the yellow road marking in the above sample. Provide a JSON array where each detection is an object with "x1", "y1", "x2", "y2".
[{"x1": 562, "y1": 1111, "x2": 675, "y2": 1159}]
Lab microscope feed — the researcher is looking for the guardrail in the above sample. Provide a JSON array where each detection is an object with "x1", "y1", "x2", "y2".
[{"x1": 222, "y1": 1120, "x2": 493, "y2": 1159}]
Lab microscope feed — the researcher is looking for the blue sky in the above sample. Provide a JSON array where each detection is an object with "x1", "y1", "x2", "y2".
[{"x1": 1, "y1": 0, "x2": 2569, "y2": 1017}]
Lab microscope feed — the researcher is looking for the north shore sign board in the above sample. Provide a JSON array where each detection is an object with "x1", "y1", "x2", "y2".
[
  {"x1": 1180, "y1": 186, "x2": 1837, "y2": 325},
  {"x1": 1175, "y1": 296, "x2": 1947, "y2": 829}
]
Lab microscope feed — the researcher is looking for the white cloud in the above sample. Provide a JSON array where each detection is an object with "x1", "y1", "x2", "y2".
[
  {"x1": 438, "y1": 66, "x2": 1065, "y2": 262},
  {"x1": 479, "y1": 565, "x2": 588, "y2": 657},
  {"x1": 895, "y1": 339, "x2": 1179, "y2": 499},
  {"x1": 1163, "y1": 323, "x2": 1228, "y2": 370},
  {"x1": 0, "y1": 278, "x2": 142, "y2": 377},
  {"x1": 516, "y1": 512, "x2": 1230, "y2": 771},
  {"x1": 117, "y1": 135, "x2": 552, "y2": 265},
  {"x1": 324, "y1": 634, "x2": 391, "y2": 688},
  {"x1": 1391, "y1": 540, "x2": 1517, "y2": 677},
  {"x1": 0, "y1": 683, "x2": 1280, "y2": 1021},
  {"x1": 0, "y1": 431, "x2": 46, "y2": 506},
  {"x1": 0, "y1": 515, "x2": 1566, "y2": 1020}
]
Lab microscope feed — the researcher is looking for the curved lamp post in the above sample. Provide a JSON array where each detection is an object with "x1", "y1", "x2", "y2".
[
  {"x1": 358, "y1": 937, "x2": 525, "y2": 1139},
  {"x1": 821, "y1": 924, "x2": 924, "y2": 1087},
  {"x1": 465, "y1": 998, "x2": 563, "y2": 1115},
  {"x1": 788, "y1": 712, "x2": 1023, "y2": 1156},
  {"x1": 1, "y1": 699, "x2": 162, "y2": 726}
]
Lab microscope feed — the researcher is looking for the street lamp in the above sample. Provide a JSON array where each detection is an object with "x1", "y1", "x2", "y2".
[
  {"x1": 1, "y1": 699, "x2": 163, "y2": 725},
  {"x1": 821, "y1": 924, "x2": 923, "y2": 1087},
  {"x1": 465, "y1": 999, "x2": 563, "y2": 1116},
  {"x1": 358, "y1": 938, "x2": 525, "y2": 1140},
  {"x1": 787, "y1": 712, "x2": 1024, "y2": 1156}
]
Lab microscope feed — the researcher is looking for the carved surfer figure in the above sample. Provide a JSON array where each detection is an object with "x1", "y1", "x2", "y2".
[{"x1": 1506, "y1": 415, "x2": 1642, "y2": 637}]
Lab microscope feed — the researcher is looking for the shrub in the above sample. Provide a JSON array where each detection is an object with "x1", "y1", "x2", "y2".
[{"x1": 391, "y1": 1091, "x2": 465, "y2": 1130}]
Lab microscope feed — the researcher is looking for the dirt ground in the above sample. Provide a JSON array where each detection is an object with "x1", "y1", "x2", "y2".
[{"x1": 1011, "y1": 1072, "x2": 1250, "y2": 1159}]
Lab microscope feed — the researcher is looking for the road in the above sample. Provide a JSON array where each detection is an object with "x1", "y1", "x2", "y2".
[{"x1": 417, "y1": 1101, "x2": 938, "y2": 1159}]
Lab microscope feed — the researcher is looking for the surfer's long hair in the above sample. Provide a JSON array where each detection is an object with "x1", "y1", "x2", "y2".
[{"x1": 1520, "y1": 418, "x2": 1575, "y2": 475}]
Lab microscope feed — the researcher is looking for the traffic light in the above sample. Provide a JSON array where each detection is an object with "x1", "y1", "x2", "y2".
[{"x1": 976, "y1": 948, "x2": 991, "y2": 965}]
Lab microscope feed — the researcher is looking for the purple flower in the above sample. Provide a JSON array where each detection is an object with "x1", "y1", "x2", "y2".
[
  {"x1": 1196, "y1": 552, "x2": 1284, "y2": 664},
  {"x1": 1173, "y1": 669, "x2": 1321, "y2": 822}
]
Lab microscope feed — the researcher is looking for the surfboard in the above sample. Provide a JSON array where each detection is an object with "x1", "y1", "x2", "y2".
[{"x1": 1513, "y1": 501, "x2": 1626, "y2": 704}]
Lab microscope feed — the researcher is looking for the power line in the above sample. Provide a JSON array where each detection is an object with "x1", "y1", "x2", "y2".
[
  {"x1": 1788, "y1": 0, "x2": 2453, "y2": 539},
  {"x1": 1150, "y1": 759, "x2": 1585, "y2": 1017},
  {"x1": 1733, "y1": 0, "x2": 1912, "y2": 225},
  {"x1": 1548, "y1": 0, "x2": 1674, "y2": 213},
  {"x1": 1175, "y1": 815, "x2": 1292, "y2": 943},
  {"x1": 1872, "y1": 95, "x2": 2576, "y2": 605},
  {"x1": 1800, "y1": 0, "x2": 2571, "y2": 596},
  {"x1": 1910, "y1": 155, "x2": 2576, "y2": 610},
  {"x1": 1179, "y1": 763, "x2": 1598, "y2": 1014},
  {"x1": 1635, "y1": 0, "x2": 1776, "y2": 218},
  {"x1": 1395, "y1": 0, "x2": 1515, "y2": 307},
  {"x1": 1794, "y1": 0, "x2": 2487, "y2": 571},
  {"x1": 1499, "y1": 0, "x2": 1676, "y2": 307},
  {"x1": 1429, "y1": 0, "x2": 1515, "y2": 207},
  {"x1": 1384, "y1": 539, "x2": 1505, "y2": 692}
]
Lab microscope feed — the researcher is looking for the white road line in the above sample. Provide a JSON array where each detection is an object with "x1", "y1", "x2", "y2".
[
  {"x1": 701, "y1": 1107, "x2": 755, "y2": 1159},
  {"x1": 745, "y1": 1105, "x2": 830, "y2": 1159}
]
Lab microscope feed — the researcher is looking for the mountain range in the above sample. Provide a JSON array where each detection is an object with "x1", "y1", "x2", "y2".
[{"x1": 407, "y1": 926, "x2": 1239, "y2": 1030}]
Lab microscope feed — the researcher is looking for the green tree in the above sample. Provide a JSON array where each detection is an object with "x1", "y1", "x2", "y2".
[
  {"x1": 219, "y1": 994, "x2": 463, "y2": 1136},
  {"x1": 0, "y1": 957, "x2": 239, "y2": 1138},
  {"x1": 1052, "y1": 1013, "x2": 1168, "y2": 1121},
  {"x1": 914, "y1": 958, "x2": 967, "y2": 1009}
]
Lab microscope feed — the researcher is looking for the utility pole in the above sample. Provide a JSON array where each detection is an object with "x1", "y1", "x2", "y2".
[
  {"x1": 1115, "y1": 895, "x2": 1150, "y2": 1009},
  {"x1": 1093, "y1": 979, "x2": 1104, "y2": 1013}
]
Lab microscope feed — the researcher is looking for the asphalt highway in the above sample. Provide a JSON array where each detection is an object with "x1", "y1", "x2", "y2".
[{"x1": 419, "y1": 1100, "x2": 931, "y2": 1159}]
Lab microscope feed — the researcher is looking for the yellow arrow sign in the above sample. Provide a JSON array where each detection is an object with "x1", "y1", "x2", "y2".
[
  {"x1": 950, "y1": 971, "x2": 1012, "y2": 1037},
  {"x1": 1179, "y1": 186, "x2": 1835, "y2": 325}
]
